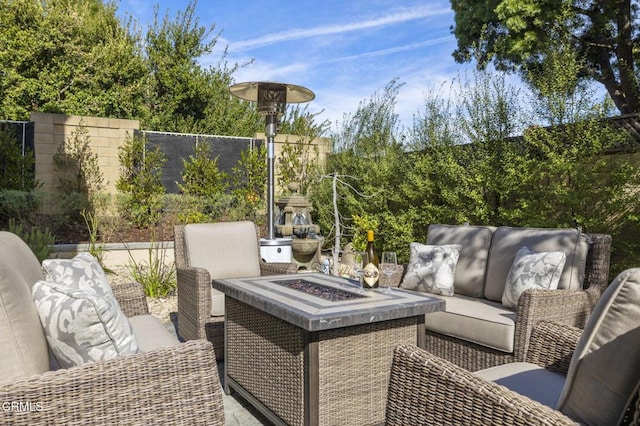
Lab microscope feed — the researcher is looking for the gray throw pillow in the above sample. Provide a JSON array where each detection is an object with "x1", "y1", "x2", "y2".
[
  {"x1": 42, "y1": 253, "x2": 116, "y2": 303},
  {"x1": 502, "y1": 246, "x2": 567, "y2": 309},
  {"x1": 32, "y1": 279, "x2": 139, "y2": 368},
  {"x1": 400, "y1": 243, "x2": 461, "y2": 296}
]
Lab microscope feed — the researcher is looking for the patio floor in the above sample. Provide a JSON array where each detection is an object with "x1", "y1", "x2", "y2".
[{"x1": 163, "y1": 315, "x2": 270, "y2": 425}]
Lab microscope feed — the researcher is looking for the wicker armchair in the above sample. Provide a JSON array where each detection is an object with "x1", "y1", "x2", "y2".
[
  {"x1": 390, "y1": 231, "x2": 612, "y2": 372},
  {"x1": 386, "y1": 268, "x2": 640, "y2": 426},
  {"x1": 174, "y1": 221, "x2": 298, "y2": 360},
  {"x1": 0, "y1": 231, "x2": 224, "y2": 426}
]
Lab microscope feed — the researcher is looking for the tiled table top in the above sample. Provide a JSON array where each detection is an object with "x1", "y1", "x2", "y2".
[{"x1": 213, "y1": 273, "x2": 445, "y2": 331}]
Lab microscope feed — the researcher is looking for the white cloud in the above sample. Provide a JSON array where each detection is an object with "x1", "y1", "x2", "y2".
[{"x1": 231, "y1": 6, "x2": 452, "y2": 52}]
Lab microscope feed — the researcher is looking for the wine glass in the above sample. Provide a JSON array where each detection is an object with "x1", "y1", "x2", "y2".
[
  {"x1": 351, "y1": 251, "x2": 365, "y2": 293},
  {"x1": 380, "y1": 251, "x2": 398, "y2": 294}
]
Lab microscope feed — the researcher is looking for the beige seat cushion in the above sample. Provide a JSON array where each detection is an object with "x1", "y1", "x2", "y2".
[
  {"x1": 426, "y1": 224, "x2": 496, "y2": 297},
  {"x1": 211, "y1": 289, "x2": 225, "y2": 317},
  {"x1": 476, "y1": 362, "x2": 566, "y2": 408},
  {"x1": 425, "y1": 294, "x2": 516, "y2": 353},
  {"x1": 183, "y1": 222, "x2": 261, "y2": 279},
  {"x1": 184, "y1": 221, "x2": 262, "y2": 316},
  {"x1": 129, "y1": 315, "x2": 179, "y2": 351},
  {"x1": 557, "y1": 268, "x2": 640, "y2": 425},
  {"x1": 0, "y1": 232, "x2": 50, "y2": 385},
  {"x1": 484, "y1": 227, "x2": 589, "y2": 301}
]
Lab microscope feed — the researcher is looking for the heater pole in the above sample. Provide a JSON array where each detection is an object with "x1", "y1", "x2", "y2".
[{"x1": 265, "y1": 114, "x2": 277, "y2": 240}]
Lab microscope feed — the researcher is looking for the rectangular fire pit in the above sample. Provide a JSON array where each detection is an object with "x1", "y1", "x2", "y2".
[
  {"x1": 273, "y1": 278, "x2": 365, "y2": 301},
  {"x1": 213, "y1": 273, "x2": 444, "y2": 426}
]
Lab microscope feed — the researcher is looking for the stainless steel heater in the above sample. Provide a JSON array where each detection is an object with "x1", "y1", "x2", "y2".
[{"x1": 229, "y1": 81, "x2": 315, "y2": 262}]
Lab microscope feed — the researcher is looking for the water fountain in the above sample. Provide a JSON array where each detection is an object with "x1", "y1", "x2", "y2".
[{"x1": 275, "y1": 182, "x2": 323, "y2": 270}]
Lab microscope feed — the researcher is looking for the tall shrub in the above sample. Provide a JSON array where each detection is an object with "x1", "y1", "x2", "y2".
[
  {"x1": 229, "y1": 143, "x2": 267, "y2": 224},
  {"x1": 311, "y1": 79, "x2": 410, "y2": 257},
  {"x1": 116, "y1": 133, "x2": 166, "y2": 228},
  {"x1": 277, "y1": 105, "x2": 329, "y2": 195},
  {"x1": 53, "y1": 122, "x2": 104, "y2": 221}
]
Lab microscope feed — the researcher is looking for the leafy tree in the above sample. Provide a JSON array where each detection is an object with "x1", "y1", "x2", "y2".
[
  {"x1": 0, "y1": 0, "x2": 147, "y2": 120},
  {"x1": 116, "y1": 133, "x2": 166, "y2": 228},
  {"x1": 450, "y1": 0, "x2": 640, "y2": 114},
  {"x1": 142, "y1": 1, "x2": 262, "y2": 135}
]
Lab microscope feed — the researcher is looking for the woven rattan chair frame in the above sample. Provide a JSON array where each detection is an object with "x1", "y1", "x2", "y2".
[
  {"x1": 0, "y1": 281, "x2": 225, "y2": 426},
  {"x1": 389, "y1": 232, "x2": 612, "y2": 372},
  {"x1": 174, "y1": 222, "x2": 298, "y2": 360},
  {"x1": 385, "y1": 321, "x2": 589, "y2": 426}
]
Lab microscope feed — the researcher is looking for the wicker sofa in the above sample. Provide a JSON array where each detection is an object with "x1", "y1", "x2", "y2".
[
  {"x1": 385, "y1": 267, "x2": 640, "y2": 425},
  {"x1": 0, "y1": 231, "x2": 224, "y2": 426},
  {"x1": 394, "y1": 224, "x2": 612, "y2": 372},
  {"x1": 174, "y1": 221, "x2": 298, "y2": 360}
]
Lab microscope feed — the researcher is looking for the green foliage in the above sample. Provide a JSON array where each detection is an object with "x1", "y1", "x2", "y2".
[
  {"x1": 311, "y1": 79, "x2": 410, "y2": 258},
  {"x1": 450, "y1": 0, "x2": 640, "y2": 114},
  {"x1": 116, "y1": 133, "x2": 166, "y2": 228},
  {"x1": 277, "y1": 105, "x2": 330, "y2": 195},
  {"x1": 81, "y1": 209, "x2": 112, "y2": 274},
  {"x1": 178, "y1": 139, "x2": 228, "y2": 197},
  {"x1": 0, "y1": 189, "x2": 41, "y2": 228},
  {"x1": 230, "y1": 143, "x2": 267, "y2": 222},
  {"x1": 0, "y1": 0, "x2": 147, "y2": 120},
  {"x1": 141, "y1": 2, "x2": 261, "y2": 135},
  {"x1": 0, "y1": 125, "x2": 39, "y2": 191},
  {"x1": 7, "y1": 218, "x2": 54, "y2": 263},
  {"x1": 126, "y1": 242, "x2": 176, "y2": 298},
  {"x1": 53, "y1": 122, "x2": 104, "y2": 221}
]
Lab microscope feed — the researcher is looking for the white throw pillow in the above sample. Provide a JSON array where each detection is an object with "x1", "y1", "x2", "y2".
[
  {"x1": 400, "y1": 243, "x2": 462, "y2": 296},
  {"x1": 502, "y1": 246, "x2": 567, "y2": 309},
  {"x1": 32, "y1": 280, "x2": 139, "y2": 368},
  {"x1": 42, "y1": 253, "x2": 116, "y2": 303}
]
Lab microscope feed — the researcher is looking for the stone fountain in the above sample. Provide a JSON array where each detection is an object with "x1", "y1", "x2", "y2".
[{"x1": 275, "y1": 182, "x2": 323, "y2": 270}]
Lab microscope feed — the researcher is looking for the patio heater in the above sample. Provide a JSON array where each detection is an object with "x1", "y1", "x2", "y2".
[{"x1": 229, "y1": 81, "x2": 315, "y2": 262}]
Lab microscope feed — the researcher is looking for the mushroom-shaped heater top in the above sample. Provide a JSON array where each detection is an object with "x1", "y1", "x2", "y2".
[{"x1": 229, "y1": 81, "x2": 315, "y2": 243}]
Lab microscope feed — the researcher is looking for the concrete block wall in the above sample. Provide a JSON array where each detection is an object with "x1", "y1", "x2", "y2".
[
  {"x1": 31, "y1": 112, "x2": 140, "y2": 198},
  {"x1": 30, "y1": 112, "x2": 330, "y2": 212}
]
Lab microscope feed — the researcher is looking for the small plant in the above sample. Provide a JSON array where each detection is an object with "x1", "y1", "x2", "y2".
[
  {"x1": 81, "y1": 209, "x2": 113, "y2": 274},
  {"x1": 8, "y1": 218, "x2": 55, "y2": 262},
  {"x1": 126, "y1": 241, "x2": 176, "y2": 298}
]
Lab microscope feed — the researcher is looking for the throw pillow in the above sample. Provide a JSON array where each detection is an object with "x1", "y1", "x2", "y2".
[
  {"x1": 502, "y1": 246, "x2": 567, "y2": 309},
  {"x1": 400, "y1": 243, "x2": 462, "y2": 296},
  {"x1": 32, "y1": 280, "x2": 140, "y2": 368},
  {"x1": 42, "y1": 253, "x2": 115, "y2": 303}
]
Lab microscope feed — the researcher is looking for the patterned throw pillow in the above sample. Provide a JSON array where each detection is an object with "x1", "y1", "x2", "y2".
[
  {"x1": 400, "y1": 243, "x2": 462, "y2": 296},
  {"x1": 32, "y1": 280, "x2": 140, "y2": 368},
  {"x1": 42, "y1": 253, "x2": 115, "y2": 303},
  {"x1": 36, "y1": 253, "x2": 139, "y2": 367},
  {"x1": 502, "y1": 246, "x2": 567, "y2": 309}
]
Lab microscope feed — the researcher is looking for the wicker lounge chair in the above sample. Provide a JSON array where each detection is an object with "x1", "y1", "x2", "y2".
[
  {"x1": 0, "y1": 231, "x2": 224, "y2": 426},
  {"x1": 174, "y1": 221, "x2": 298, "y2": 360},
  {"x1": 385, "y1": 268, "x2": 640, "y2": 426}
]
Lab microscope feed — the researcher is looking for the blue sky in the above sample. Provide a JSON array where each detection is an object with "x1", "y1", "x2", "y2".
[{"x1": 116, "y1": 1, "x2": 473, "y2": 131}]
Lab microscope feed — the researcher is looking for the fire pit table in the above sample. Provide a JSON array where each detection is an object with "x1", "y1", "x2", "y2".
[{"x1": 213, "y1": 273, "x2": 444, "y2": 426}]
